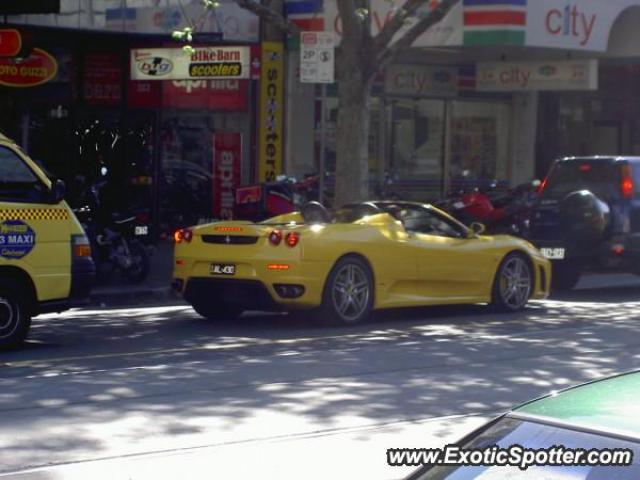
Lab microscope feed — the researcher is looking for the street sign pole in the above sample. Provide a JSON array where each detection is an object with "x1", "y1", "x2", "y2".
[
  {"x1": 300, "y1": 31, "x2": 334, "y2": 205},
  {"x1": 319, "y1": 83, "x2": 327, "y2": 204}
]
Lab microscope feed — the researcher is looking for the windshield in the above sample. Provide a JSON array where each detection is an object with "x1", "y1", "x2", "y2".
[
  {"x1": 416, "y1": 417, "x2": 640, "y2": 479},
  {"x1": 542, "y1": 160, "x2": 621, "y2": 200}
]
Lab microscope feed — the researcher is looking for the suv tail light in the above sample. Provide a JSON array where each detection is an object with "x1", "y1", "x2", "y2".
[
  {"x1": 537, "y1": 176, "x2": 548, "y2": 194},
  {"x1": 621, "y1": 164, "x2": 634, "y2": 199},
  {"x1": 174, "y1": 228, "x2": 193, "y2": 243}
]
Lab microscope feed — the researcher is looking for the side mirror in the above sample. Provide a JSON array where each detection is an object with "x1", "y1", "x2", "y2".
[
  {"x1": 469, "y1": 222, "x2": 486, "y2": 237},
  {"x1": 49, "y1": 179, "x2": 66, "y2": 203}
]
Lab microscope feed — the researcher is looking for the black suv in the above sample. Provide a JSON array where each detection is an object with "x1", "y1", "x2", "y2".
[{"x1": 529, "y1": 156, "x2": 640, "y2": 290}]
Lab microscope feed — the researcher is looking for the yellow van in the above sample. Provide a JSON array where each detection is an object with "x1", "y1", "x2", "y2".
[{"x1": 0, "y1": 133, "x2": 95, "y2": 348}]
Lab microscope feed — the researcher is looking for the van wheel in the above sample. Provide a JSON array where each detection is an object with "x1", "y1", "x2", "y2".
[
  {"x1": 0, "y1": 280, "x2": 32, "y2": 349},
  {"x1": 192, "y1": 302, "x2": 243, "y2": 321}
]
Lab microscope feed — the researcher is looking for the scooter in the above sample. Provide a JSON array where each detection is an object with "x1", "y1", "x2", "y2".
[{"x1": 73, "y1": 176, "x2": 151, "y2": 284}]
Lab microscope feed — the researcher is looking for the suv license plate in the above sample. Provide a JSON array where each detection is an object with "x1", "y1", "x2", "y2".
[
  {"x1": 541, "y1": 248, "x2": 565, "y2": 260},
  {"x1": 135, "y1": 226, "x2": 149, "y2": 236},
  {"x1": 211, "y1": 263, "x2": 236, "y2": 275}
]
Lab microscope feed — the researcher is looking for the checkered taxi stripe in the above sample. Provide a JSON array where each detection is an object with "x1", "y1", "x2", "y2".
[{"x1": 0, "y1": 209, "x2": 69, "y2": 221}]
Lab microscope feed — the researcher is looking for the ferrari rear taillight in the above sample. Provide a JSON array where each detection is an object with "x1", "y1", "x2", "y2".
[
  {"x1": 621, "y1": 164, "x2": 634, "y2": 199},
  {"x1": 285, "y1": 232, "x2": 300, "y2": 247},
  {"x1": 268, "y1": 229, "x2": 283, "y2": 246},
  {"x1": 174, "y1": 228, "x2": 193, "y2": 243}
]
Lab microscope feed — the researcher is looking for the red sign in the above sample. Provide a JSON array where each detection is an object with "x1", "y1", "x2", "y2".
[
  {"x1": 163, "y1": 79, "x2": 248, "y2": 111},
  {"x1": 235, "y1": 185, "x2": 262, "y2": 204},
  {"x1": 0, "y1": 29, "x2": 22, "y2": 57},
  {"x1": 84, "y1": 53, "x2": 122, "y2": 105},
  {"x1": 0, "y1": 47, "x2": 57, "y2": 87},
  {"x1": 213, "y1": 132, "x2": 242, "y2": 220}
]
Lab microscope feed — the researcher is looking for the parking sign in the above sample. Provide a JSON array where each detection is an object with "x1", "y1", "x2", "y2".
[{"x1": 300, "y1": 32, "x2": 335, "y2": 83}]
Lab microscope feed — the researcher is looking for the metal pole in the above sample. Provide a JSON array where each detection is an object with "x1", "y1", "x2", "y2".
[{"x1": 318, "y1": 83, "x2": 327, "y2": 204}]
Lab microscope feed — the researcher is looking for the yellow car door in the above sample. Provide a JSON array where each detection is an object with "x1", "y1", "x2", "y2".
[
  {"x1": 401, "y1": 206, "x2": 496, "y2": 299},
  {"x1": 0, "y1": 142, "x2": 71, "y2": 302}
]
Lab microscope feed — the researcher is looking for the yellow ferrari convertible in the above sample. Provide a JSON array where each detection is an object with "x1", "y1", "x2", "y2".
[{"x1": 172, "y1": 201, "x2": 551, "y2": 325}]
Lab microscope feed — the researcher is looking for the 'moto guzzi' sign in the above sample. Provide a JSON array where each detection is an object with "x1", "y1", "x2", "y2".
[
  {"x1": 0, "y1": 48, "x2": 57, "y2": 87},
  {"x1": 130, "y1": 46, "x2": 250, "y2": 81}
]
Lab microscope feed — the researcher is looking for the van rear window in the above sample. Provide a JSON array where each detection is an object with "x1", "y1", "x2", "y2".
[{"x1": 542, "y1": 160, "x2": 621, "y2": 200}]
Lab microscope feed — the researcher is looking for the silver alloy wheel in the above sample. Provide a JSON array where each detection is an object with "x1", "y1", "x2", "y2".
[
  {"x1": 331, "y1": 263, "x2": 370, "y2": 322},
  {"x1": 0, "y1": 297, "x2": 17, "y2": 338},
  {"x1": 499, "y1": 256, "x2": 532, "y2": 310}
]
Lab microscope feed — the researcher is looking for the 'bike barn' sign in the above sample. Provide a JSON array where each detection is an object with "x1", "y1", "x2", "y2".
[{"x1": 130, "y1": 46, "x2": 251, "y2": 80}]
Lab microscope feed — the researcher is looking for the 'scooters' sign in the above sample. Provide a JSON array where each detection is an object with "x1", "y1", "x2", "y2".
[{"x1": 131, "y1": 47, "x2": 250, "y2": 81}]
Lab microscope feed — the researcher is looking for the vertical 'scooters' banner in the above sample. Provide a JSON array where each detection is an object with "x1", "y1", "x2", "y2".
[
  {"x1": 258, "y1": 42, "x2": 284, "y2": 182},
  {"x1": 213, "y1": 132, "x2": 242, "y2": 220}
]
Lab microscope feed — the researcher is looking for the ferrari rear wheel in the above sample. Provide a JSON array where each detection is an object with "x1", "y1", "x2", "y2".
[
  {"x1": 321, "y1": 256, "x2": 374, "y2": 325},
  {"x1": 192, "y1": 301, "x2": 243, "y2": 321},
  {"x1": 491, "y1": 253, "x2": 532, "y2": 312}
]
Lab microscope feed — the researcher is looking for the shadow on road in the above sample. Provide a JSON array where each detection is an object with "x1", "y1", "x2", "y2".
[{"x1": 0, "y1": 282, "x2": 639, "y2": 472}]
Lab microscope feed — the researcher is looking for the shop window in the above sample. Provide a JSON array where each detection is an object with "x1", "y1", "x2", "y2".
[
  {"x1": 388, "y1": 99, "x2": 445, "y2": 199},
  {"x1": 451, "y1": 100, "x2": 510, "y2": 186}
]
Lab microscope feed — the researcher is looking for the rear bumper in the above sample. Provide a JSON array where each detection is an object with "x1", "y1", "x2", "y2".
[
  {"x1": 183, "y1": 278, "x2": 282, "y2": 311},
  {"x1": 531, "y1": 236, "x2": 640, "y2": 272}
]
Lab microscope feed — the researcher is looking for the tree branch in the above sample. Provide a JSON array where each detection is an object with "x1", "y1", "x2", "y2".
[
  {"x1": 376, "y1": 0, "x2": 459, "y2": 67},
  {"x1": 373, "y1": 0, "x2": 433, "y2": 53},
  {"x1": 232, "y1": 0, "x2": 300, "y2": 36}
]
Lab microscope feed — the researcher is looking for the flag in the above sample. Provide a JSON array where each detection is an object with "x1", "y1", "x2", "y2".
[
  {"x1": 285, "y1": 0, "x2": 324, "y2": 31},
  {"x1": 463, "y1": 0, "x2": 527, "y2": 46}
]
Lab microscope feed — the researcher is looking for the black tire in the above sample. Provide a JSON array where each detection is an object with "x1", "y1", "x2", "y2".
[
  {"x1": 123, "y1": 241, "x2": 150, "y2": 284},
  {"x1": 0, "y1": 280, "x2": 32, "y2": 349},
  {"x1": 319, "y1": 256, "x2": 374, "y2": 325},
  {"x1": 552, "y1": 261, "x2": 581, "y2": 291},
  {"x1": 192, "y1": 302, "x2": 243, "y2": 321},
  {"x1": 491, "y1": 253, "x2": 533, "y2": 312},
  {"x1": 560, "y1": 190, "x2": 610, "y2": 248}
]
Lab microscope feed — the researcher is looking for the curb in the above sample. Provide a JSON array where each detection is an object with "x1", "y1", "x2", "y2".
[{"x1": 86, "y1": 286, "x2": 187, "y2": 309}]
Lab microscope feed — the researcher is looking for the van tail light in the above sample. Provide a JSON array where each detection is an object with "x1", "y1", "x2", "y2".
[
  {"x1": 72, "y1": 235, "x2": 92, "y2": 258},
  {"x1": 174, "y1": 228, "x2": 193, "y2": 244},
  {"x1": 268, "y1": 229, "x2": 283, "y2": 246},
  {"x1": 285, "y1": 232, "x2": 300, "y2": 247},
  {"x1": 621, "y1": 165, "x2": 634, "y2": 199}
]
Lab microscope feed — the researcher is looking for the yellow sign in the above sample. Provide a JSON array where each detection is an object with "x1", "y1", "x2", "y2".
[{"x1": 258, "y1": 42, "x2": 284, "y2": 182}]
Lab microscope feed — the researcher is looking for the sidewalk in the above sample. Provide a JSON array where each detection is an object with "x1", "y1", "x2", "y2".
[
  {"x1": 87, "y1": 241, "x2": 184, "y2": 308},
  {"x1": 85, "y1": 242, "x2": 640, "y2": 308}
]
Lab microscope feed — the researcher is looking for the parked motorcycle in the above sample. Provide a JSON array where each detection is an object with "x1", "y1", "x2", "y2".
[
  {"x1": 437, "y1": 180, "x2": 540, "y2": 236},
  {"x1": 234, "y1": 173, "x2": 332, "y2": 222},
  {"x1": 73, "y1": 176, "x2": 151, "y2": 284}
]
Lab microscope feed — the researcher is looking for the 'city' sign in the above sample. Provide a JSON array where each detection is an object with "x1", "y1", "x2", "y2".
[
  {"x1": 131, "y1": 47, "x2": 251, "y2": 80},
  {"x1": 0, "y1": 48, "x2": 58, "y2": 87},
  {"x1": 476, "y1": 60, "x2": 598, "y2": 91}
]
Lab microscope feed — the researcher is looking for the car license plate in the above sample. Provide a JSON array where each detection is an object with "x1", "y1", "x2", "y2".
[
  {"x1": 135, "y1": 226, "x2": 149, "y2": 236},
  {"x1": 540, "y1": 248, "x2": 565, "y2": 260},
  {"x1": 210, "y1": 263, "x2": 236, "y2": 275}
]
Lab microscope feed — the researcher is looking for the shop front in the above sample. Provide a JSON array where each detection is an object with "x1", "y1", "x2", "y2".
[{"x1": 0, "y1": 24, "x2": 260, "y2": 239}]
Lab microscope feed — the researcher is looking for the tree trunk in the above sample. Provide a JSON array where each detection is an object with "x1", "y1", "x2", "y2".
[{"x1": 334, "y1": 62, "x2": 374, "y2": 207}]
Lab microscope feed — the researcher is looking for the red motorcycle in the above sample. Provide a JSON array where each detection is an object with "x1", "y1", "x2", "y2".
[{"x1": 437, "y1": 180, "x2": 540, "y2": 236}]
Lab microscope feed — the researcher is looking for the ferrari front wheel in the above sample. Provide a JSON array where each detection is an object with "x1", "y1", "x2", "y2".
[
  {"x1": 321, "y1": 257, "x2": 374, "y2": 325},
  {"x1": 491, "y1": 253, "x2": 532, "y2": 312}
]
